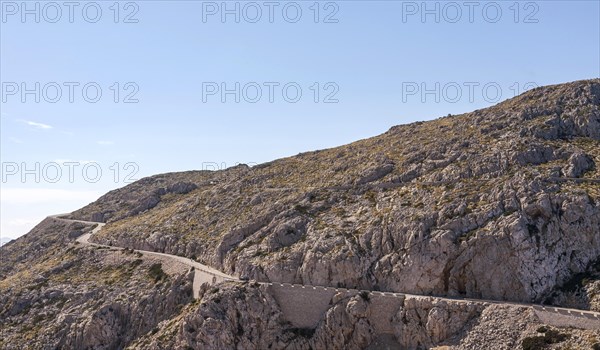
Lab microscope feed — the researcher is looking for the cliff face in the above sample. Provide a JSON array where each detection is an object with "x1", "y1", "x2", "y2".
[
  {"x1": 80, "y1": 79, "x2": 599, "y2": 303},
  {"x1": 1, "y1": 79, "x2": 599, "y2": 349},
  {"x1": 127, "y1": 283, "x2": 600, "y2": 350}
]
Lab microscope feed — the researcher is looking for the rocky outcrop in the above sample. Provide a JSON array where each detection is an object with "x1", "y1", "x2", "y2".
[
  {"x1": 130, "y1": 182, "x2": 199, "y2": 217},
  {"x1": 564, "y1": 152, "x2": 595, "y2": 177},
  {"x1": 130, "y1": 283, "x2": 294, "y2": 350},
  {"x1": 129, "y1": 283, "x2": 600, "y2": 350},
  {"x1": 393, "y1": 297, "x2": 483, "y2": 349},
  {"x1": 69, "y1": 175, "x2": 205, "y2": 223},
  {"x1": 61, "y1": 270, "x2": 192, "y2": 350}
]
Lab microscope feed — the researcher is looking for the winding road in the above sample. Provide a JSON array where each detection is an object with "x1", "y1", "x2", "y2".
[
  {"x1": 51, "y1": 214, "x2": 600, "y2": 331},
  {"x1": 50, "y1": 215, "x2": 236, "y2": 298}
]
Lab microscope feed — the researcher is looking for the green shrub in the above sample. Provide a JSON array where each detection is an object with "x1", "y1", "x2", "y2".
[
  {"x1": 543, "y1": 329, "x2": 569, "y2": 343},
  {"x1": 253, "y1": 250, "x2": 268, "y2": 258},
  {"x1": 522, "y1": 328, "x2": 570, "y2": 350},
  {"x1": 148, "y1": 263, "x2": 167, "y2": 282},
  {"x1": 522, "y1": 336, "x2": 546, "y2": 350},
  {"x1": 290, "y1": 327, "x2": 315, "y2": 338},
  {"x1": 365, "y1": 191, "x2": 377, "y2": 205},
  {"x1": 294, "y1": 204, "x2": 310, "y2": 215}
]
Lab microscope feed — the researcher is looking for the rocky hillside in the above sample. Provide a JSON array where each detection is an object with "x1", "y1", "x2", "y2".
[
  {"x1": 76, "y1": 79, "x2": 600, "y2": 304},
  {"x1": 0, "y1": 218, "x2": 194, "y2": 349},
  {"x1": 1, "y1": 79, "x2": 599, "y2": 349},
  {"x1": 126, "y1": 282, "x2": 600, "y2": 350}
]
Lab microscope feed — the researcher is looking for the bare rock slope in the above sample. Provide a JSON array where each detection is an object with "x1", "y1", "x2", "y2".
[
  {"x1": 78, "y1": 79, "x2": 600, "y2": 304},
  {"x1": 1, "y1": 79, "x2": 599, "y2": 349}
]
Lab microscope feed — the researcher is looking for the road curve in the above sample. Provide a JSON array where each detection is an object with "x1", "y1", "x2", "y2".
[
  {"x1": 51, "y1": 214, "x2": 237, "y2": 298},
  {"x1": 50, "y1": 214, "x2": 600, "y2": 325}
]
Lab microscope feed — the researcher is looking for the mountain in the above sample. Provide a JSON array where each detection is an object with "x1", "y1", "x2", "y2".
[
  {"x1": 1, "y1": 79, "x2": 599, "y2": 349},
  {"x1": 0, "y1": 236, "x2": 15, "y2": 246}
]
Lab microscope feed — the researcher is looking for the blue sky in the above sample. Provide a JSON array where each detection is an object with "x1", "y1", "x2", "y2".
[{"x1": 1, "y1": 0, "x2": 599, "y2": 239}]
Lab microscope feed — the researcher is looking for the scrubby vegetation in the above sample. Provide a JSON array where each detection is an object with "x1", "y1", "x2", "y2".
[
  {"x1": 522, "y1": 329, "x2": 571, "y2": 350},
  {"x1": 148, "y1": 263, "x2": 168, "y2": 282}
]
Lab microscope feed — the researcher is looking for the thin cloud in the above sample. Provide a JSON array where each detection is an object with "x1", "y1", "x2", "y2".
[
  {"x1": 18, "y1": 119, "x2": 53, "y2": 130},
  {"x1": 9, "y1": 137, "x2": 23, "y2": 144},
  {"x1": 97, "y1": 140, "x2": 114, "y2": 145}
]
